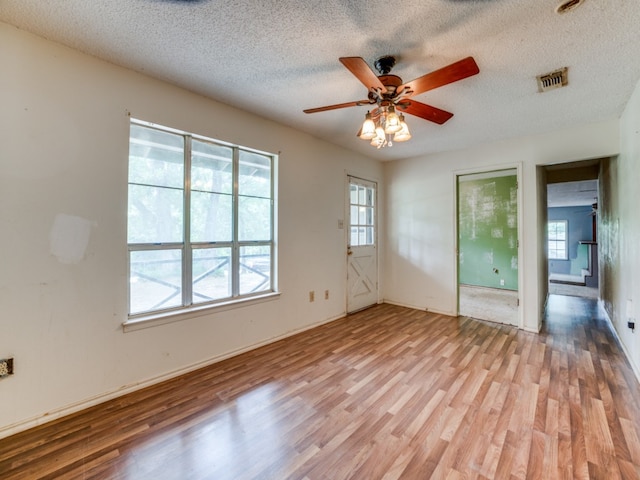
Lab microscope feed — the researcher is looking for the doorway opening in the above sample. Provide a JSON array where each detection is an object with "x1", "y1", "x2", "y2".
[
  {"x1": 545, "y1": 160, "x2": 601, "y2": 300},
  {"x1": 456, "y1": 168, "x2": 520, "y2": 326}
]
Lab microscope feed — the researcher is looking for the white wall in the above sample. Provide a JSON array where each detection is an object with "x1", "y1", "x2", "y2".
[
  {"x1": 383, "y1": 121, "x2": 620, "y2": 332},
  {"x1": 0, "y1": 23, "x2": 383, "y2": 437},
  {"x1": 604, "y1": 78, "x2": 640, "y2": 379}
]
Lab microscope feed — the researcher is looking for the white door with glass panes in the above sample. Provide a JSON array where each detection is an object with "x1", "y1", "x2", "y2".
[{"x1": 347, "y1": 176, "x2": 378, "y2": 313}]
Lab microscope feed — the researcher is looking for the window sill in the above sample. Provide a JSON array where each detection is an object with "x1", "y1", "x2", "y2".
[{"x1": 123, "y1": 292, "x2": 281, "y2": 333}]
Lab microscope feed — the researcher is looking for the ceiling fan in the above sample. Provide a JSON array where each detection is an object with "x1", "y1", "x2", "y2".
[{"x1": 303, "y1": 55, "x2": 479, "y2": 147}]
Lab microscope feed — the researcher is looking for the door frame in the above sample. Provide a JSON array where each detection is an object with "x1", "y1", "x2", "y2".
[
  {"x1": 453, "y1": 163, "x2": 524, "y2": 329},
  {"x1": 345, "y1": 173, "x2": 380, "y2": 313}
]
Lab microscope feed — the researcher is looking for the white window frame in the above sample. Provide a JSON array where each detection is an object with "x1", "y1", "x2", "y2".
[
  {"x1": 348, "y1": 177, "x2": 376, "y2": 248},
  {"x1": 548, "y1": 220, "x2": 568, "y2": 260},
  {"x1": 125, "y1": 119, "x2": 278, "y2": 329}
]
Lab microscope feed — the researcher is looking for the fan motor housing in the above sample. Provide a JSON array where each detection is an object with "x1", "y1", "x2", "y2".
[
  {"x1": 368, "y1": 75, "x2": 403, "y2": 102},
  {"x1": 374, "y1": 56, "x2": 396, "y2": 75}
]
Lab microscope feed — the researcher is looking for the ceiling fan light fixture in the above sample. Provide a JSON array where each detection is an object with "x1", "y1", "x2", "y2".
[
  {"x1": 371, "y1": 126, "x2": 388, "y2": 148},
  {"x1": 359, "y1": 112, "x2": 377, "y2": 140},
  {"x1": 393, "y1": 114, "x2": 412, "y2": 142},
  {"x1": 384, "y1": 105, "x2": 402, "y2": 134},
  {"x1": 362, "y1": 109, "x2": 412, "y2": 148}
]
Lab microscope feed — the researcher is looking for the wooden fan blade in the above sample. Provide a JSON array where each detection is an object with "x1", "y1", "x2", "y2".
[
  {"x1": 398, "y1": 57, "x2": 479, "y2": 97},
  {"x1": 304, "y1": 100, "x2": 371, "y2": 114},
  {"x1": 339, "y1": 57, "x2": 388, "y2": 93},
  {"x1": 400, "y1": 100, "x2": 454, "y2": 125}
]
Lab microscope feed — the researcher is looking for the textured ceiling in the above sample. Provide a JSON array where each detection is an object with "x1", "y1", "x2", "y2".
[
  {"x1": 2, "y1": 0, "x2": 640, "y2": 161},
  {"x1": 548, "y1": 180, "x2": 598, "y2": 207}
]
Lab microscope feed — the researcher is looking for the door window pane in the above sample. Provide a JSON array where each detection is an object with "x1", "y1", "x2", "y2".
[
  {"x1": 349, "y1": 179, "x2": 376, "y2": 246},
  {"x1": 350, "y1": 184, "x2": 358, "y2": 204},
  {"x1": 358, "y1": 185, "x2": 366, "y2": 205}
]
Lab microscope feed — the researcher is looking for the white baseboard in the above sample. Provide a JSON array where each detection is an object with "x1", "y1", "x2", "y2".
[
  {"x1": 0, "y1": 312, "x2": 346, "y2": 440},
  {"x1": 382, "y1": 299, "x2": 456, "y2": 317},
  {"x1": 599, "y1": 299, "x2": 640, "y2": 385}
]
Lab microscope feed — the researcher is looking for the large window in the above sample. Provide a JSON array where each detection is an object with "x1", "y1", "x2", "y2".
[
  {"x1": 548, "y1": 220, "x2": 568, "y2": 260},
  {"x1": 127, "y1": 119, "x2": 276, "y2": 318}
]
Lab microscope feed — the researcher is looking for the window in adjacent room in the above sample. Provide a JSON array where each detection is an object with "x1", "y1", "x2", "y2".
[
  {"x1": 127, "y1": 119, "x2": 277, "y2": 319},
  {"x1": 548, "y1": 220, "x2": 568, "y2": 260}
]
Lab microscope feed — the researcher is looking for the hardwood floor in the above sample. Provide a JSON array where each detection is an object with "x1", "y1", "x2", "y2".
[{"x1": 2, "y1": 297, "x2": 640, "y2": 479}]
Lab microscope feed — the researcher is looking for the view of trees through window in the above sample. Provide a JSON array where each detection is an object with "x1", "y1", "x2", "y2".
[{"x1": 127, "y1": 120, "x2": 275, "y2": 317}]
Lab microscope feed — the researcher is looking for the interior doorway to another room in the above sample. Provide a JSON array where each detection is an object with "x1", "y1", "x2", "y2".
[
  {"x1": 545, "y1": 160, "x2": 601, "y2": 300},
  {"x1": 457, "y1": 168, "x2": 520, "y2": 326}
]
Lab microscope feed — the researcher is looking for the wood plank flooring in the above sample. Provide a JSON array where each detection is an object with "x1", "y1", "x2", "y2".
[{"x1": 2, "y1": 296, "x2": 640, "y2": 479}]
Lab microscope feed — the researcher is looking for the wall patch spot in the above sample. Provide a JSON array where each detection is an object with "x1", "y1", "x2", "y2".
[{"x1": 49, "y1": 214, "x2": 93, "y2": 264}]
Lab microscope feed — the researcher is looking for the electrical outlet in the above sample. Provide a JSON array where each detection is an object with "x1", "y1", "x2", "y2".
[
  {"x1": 309, "y1": 291, "x2": 315, "y2": 302},
  {"x1": 628, "y1": 321, "x2": 635, "y2": 332},
  {"x1": 500, "y1": 279, "x2": 505, "y2": 286},
  {"x1": 0, "y1": 358, "x2": 14, "y2": 378},
  {"x1": 325, "y1": 290, "x2": 329, "y2": 300}
]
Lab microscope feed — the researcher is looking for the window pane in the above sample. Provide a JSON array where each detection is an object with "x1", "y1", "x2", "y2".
[
  {"x1": 128, "y1": 184, "x2": 183, "y2": 243},
  {"x1": 191, "y1": 192, "x2": 232, "y2": 242},
  {"x1": 129, "y1": 124, "x2": 184, "y2": 188},
  {"x1": 129, "y1": 249, "x2": 182, "y2": 314},
  {"x1": 238, "y1": 196, "x2": 271, "y2": 241},
  {"x1": 358, "y1": 186, "x2": 366, "y2": 205},
  {"x1": 350, "y1": 227, "x2": 359, "y2": 246},
  {"x1": 557, "y1": 223, "x2": 566, "y2": 238},
  {"x1": 239, "y1": 245, "x2": 271, "y2": 295},
  {"x1": 548, "y1": 221, "x2": 567, "y2": 240},
  {"x1": 362, "y1": 206, "x2": 377, "y2": 225},
  {"x1": 358, "y1": 227, "x2": 367, "y2": 245},
  {"x1": 350, "y1": 206, "x2": 358, "y2": 226},
  {"x1": 365, "y1": 227, "x2": 374, "y2": 245},
  {"x1": 366, "y1": 187, "x2": 375, "y2": 207},
  {"x1": 192, "y1": 248, "x2": 231, "y2": 303},
  {"x1": 358, "y1": 207, "x2": 366, "y2": 225},
  {"x1": 350, "y1": 185, "x2": 358, "y2": 204},
  {"x1": 548, "y1": 221, "x2": 567, "y2": 259},
  {"x1": 239, "y1": 150, "x2": 271, "y2": 198},
  {"x1": 191, "y1": 140, "x2": 233, "y2": 194},
  {"x1": 548, "y1": 240, "x2": 566, "y2": 259}
]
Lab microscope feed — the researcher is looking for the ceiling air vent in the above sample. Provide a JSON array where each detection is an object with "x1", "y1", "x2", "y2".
[{"x1": 536, "y1": 67, "x2": 568, "y2": 93}]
